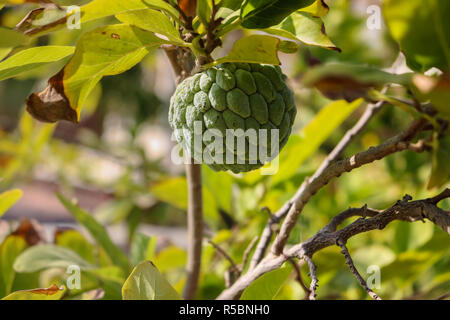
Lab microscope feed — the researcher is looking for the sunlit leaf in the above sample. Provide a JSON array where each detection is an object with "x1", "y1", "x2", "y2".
[
  {"x1": 0, "y1": 189, "x2": 22, "y2": 218},
  {"x1": 26, "y1": 25, "x2": 168, "y2": 123},
  {"x1": 55, "y1": 229, "x2": 96, "y2": 264},
  {"x1": 300, "y1": 0, "x2": 329, "y2": 17},
  {"x1": 240, "y1": 263, "x2": 292, "y2": 300},
  {"x1": 115, "y1": 9, "x2": 186, "y2": 45},
  {"x1": 13, "y1": 244, "x2": 95, "y2": 273},
  {"x1": 394, "y1": 221, "x2": 435, "y2": 252},
  {"x1": 0, "y1": 46, "x2": 74, "y2": 81},
  {"x1": 122, "y1": 261, "x2": 181, "y2": 300},
  {"x1": 211, "y1": 34, "x2": 292, "y2": 66},
  {"x1": 82, "y1": 0, "x2": 180, "y2": 24},
  {"x1": 150, "y1": 176, "x2": 219, "y2": 222},
  {"x1": 2, "y1": 284, "x2": 65, "y2": 300},
  {"x1": 57, "y1": 194, "x2": 131, "y2": 273},
  {"x1": 383, "y1": 0, "x2": 450, "y2": 72},
  {"x1": 0, "y1": 236, "x2": 27, "y2": 297},
  {"x1": 154, "y1": 246, "x2": 187, "y2": 272},
  {"x1": 265, "y1": 11, "x2": 339, "y2": 51},
  {"x1": 130, "y1": 233, "x2": 157, "y2": 267}
]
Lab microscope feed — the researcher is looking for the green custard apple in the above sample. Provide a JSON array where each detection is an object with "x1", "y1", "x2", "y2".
[{"x1": 169, "y1": 62, "x2": 297, "y2": 173}]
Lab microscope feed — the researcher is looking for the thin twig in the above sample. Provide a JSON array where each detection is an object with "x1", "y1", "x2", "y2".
[
  {"x1": 241, "y1": 236, "x2": 258, "y2": 272},
  {"x1": 271, "y1": 118, "x2": 428, "y2": 255},
  {"x1": 217, "y1": 189, "x2": 449, "y2": 299},
  {"x1": 303, "y1": 256, "x2": 318, "y2": 300},
  {"x1": 337, "y1": 240, "x2": 381, "y2": 300},
  {"x1": 288, "y1": 258, "x2": 312, "y2": 299},
  {"x1": 208, "y1": 240, "x2": 240, "y2": 276}
]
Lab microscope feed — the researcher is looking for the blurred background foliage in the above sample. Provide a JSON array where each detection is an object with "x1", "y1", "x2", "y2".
[{"x1": 0, "y1": 0, "x2": 449, "y2": 300}]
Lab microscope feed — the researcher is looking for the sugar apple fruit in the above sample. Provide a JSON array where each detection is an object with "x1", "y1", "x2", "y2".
[{"x1": 169, "y1": 62, "x2": 297, "y2": 173}]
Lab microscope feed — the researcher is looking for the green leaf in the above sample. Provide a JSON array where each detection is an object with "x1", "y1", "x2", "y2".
[
  {"x1": 130, "y1": 233, "x2": 157, "y2": 267},
  {"x1": 0, "y1": 27, "x2": 28, "y2": 48},
  {"x1": 0, "y1": 189, "x2": 22, "y2": 218},
  {"x1": 300, "y1": 0, "x2": 329, "y2": 17},
  {"x1": 55, "y1": 230, "x2": 96, "y2": 264},
  {"x1": 115, "y1": 9, "x2": 185, "y2": 45},
  {"x1": 122, "y1": 261, "x2": 181, "y2": 300},
  {"x1": 154, "y1": 246, "x2": 187, "y2": 272},
  {"x1": 394, "y1": 221, "x2": 435, "y2": 252},
  {"x1": 150, "y1": 177, "x2": 219, "y2": 222},
  {"x1": 13, "y1": 244, "x2": 95, "y2": 273},
  {"x1": 383, "y1": 0, "x2": 450, "y2": 72},
  {"x1": 272, "y1": 99, "x2": 363, "y2": 185},
  {"x1": 0, "y1": 46, "x2": 74, "y2": 81},
  {"x1": 2, "y1": 284, "x2": 66, "y2": 300},
  {"x1": 57, "y1": 194, "x2": 131, "y2": 273},
  {"x1": 265, "y1": 11, "x2": 339, "y2": 51},
  {"x1": 240, "y1": 263, "x2": 292, "y2": 300},
  {"x1": 82, "y1": 0, "x2": 180, "y2": 24},
  {"x1": 212, "y1": 34, "x2": 291, "y2": 66},
  {"x1": 240, "y1": 0, "x2": 315, "y2": 29},
  {"x1": 427, "y1": 135, "x2": 450, "y2": 189},
  {"x1": 0, "y1": 236, "x2": 27, "y2": 297},
  {"x1": 302, "y1": 63, "x2": 411, "y2": 101},
  {"x1": 353, "y1": 245, "x2": 396, "y2": 270},
  {"x1": 26, "y1": 25, "x2": 168, "y2": 123},
  {"x1": 202, "y1": 166, "x2": 233, "y2": 213},
  {"x1": 197, "y1": 0, "x2": 213, "y2": 28},
  {"x1": 412, "y1": 73, "x2": 450, "y2": 118}
]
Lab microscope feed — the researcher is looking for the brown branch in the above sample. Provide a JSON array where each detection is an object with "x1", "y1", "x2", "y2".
[
  {"x1": 337, "y1": 240, "x2": 381, "y2": 300},
  {"x1": 208, "y1": 240, "x2": 240, "y2": 276},
  {"x1": 241, "y1": 236, "x2": 258, "y2": 272},
  {"x1": 303, "y1": 255, "x2": 319, "y2": 300},
  {"x1": 183, "y1": 160, "x2": 203, "y2": 299},
  {"x1": 165, "y1": 44, "x2": 203, "y2": 300},
  {"x1": 249, "y1": 100, "x2": 387, "y2": 270},
  {"x1": 287, "y1": 258, "x2": 311, "y2": 299},
  {"x1": 271, "y1": 118, "x2": 428, "y2": 255},
  {"x1": 217, "y1": 189, "x2": 449, "y2": 300}
]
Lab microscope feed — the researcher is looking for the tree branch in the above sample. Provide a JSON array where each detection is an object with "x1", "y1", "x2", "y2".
[
  {"x1": 249, "y1": 100, "x2": 387, "y2": 269},
  {"x1": 337, "y1": 240, "x2": 381, "y2": 300},
  {"x1": 217, "y1": 185, "x2": 447, "y2": 300},
  {"x1": 165, "y1": 45, "x2": 203, "y2": 300},
  {"x1": 271, "y1": 118, "x2": 428, "y2": 255}
]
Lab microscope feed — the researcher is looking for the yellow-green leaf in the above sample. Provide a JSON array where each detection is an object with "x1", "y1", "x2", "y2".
[
  {"x1": 272, "y1": 99, "x2": 363, "y2": 185},
  {"x1": 0, "y1": 46, "x2": 74, "y2": 81},
  {"x1": 241, "y1": 263, "x2": 293, "y2": 300},
  {"x1": 2, "y1": 284, "x2": 65, "y2": 300},
  {"x1": 122, "y1": 261, "x2": 181, "y2": 300},
  {"x1": 57, "y1": 194, "x2": 131, "y2": 273},
  {"x1": 150, "y1": 177, "x2": 219, "y2": 222},
  {"x1": 13, "y1": 244, "x2": 95, "y2": 273},
  {"x1": 116, "y1": 9, "x2": 185, "y2": 45},
  {"x1": 26, "y1": 25, "x2": 168, "y2": 123},
  {"x1": 265, "y1": 11, "x2": 339, "y2": 51},
  {"x1": 0, "y1": 189, "x2": 22, "y2": 217},
  {"x1": 212, "y1": 34, "x2": 286, "y2": 66},
  {"x1": 0, "y1": 236, "x2": 27, "y2": 297}
]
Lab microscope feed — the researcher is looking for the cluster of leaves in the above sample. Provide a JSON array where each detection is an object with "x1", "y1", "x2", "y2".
[{"x1": 0, "y1": 0, "x2": 449, "y2": 300}]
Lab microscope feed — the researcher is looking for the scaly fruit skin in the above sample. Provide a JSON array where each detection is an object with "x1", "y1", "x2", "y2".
[{"x1": 169, "y1": 62, "x2": 297, "y2": 173}]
